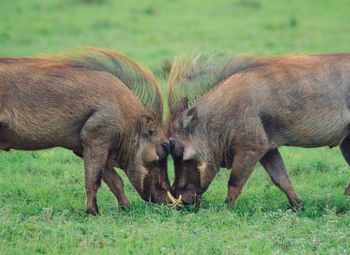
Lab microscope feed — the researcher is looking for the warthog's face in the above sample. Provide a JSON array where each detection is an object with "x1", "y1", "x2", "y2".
[
  {"x1": 169, "y1": 98, "x2": 218, "y2": 206},
  {"x1": 126, "y1": 115, "x2": 174, "y2": 204}
]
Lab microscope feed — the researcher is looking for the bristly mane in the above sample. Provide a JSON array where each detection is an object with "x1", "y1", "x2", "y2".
[
  {"x1": 168, "y1": 53, "x2": 262, "y2": 117},
  {"x1": 66, "y1": 48, "x2": 163, "y2": 120},
  {"x1": 1, "y1": 48, "x2": 163, "y2": 120}
]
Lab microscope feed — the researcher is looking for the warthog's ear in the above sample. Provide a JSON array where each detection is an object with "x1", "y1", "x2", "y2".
[
  {"x1": 181, "y1": 107, "x2": 198, "y2": 132},
  {"x1": 140, "y1": 114, "x2": 155, "y2": 138},
  {"x1": 173, "y1": 97, "x2": 189, "y2": 115}
]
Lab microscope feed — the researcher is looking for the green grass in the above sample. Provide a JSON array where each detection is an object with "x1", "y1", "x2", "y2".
[{"x1": 1, "y1": 0, "x2": 350, "y2": 254}]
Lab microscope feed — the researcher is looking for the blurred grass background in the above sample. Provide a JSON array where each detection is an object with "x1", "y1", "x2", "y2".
[{"x1": 0, "y1": 0, "x2": 350, "y2": 254}]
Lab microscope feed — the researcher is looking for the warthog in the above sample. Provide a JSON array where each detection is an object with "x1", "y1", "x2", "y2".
[
  {"x1": 0, "y1": 48, "x2": 174, "y2": 214},
  {"x1": 168, "y1": 54, "x2": 350, "y2": 208}
]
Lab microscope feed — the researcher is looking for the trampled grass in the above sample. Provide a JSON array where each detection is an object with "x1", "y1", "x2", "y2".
[{"x1": 0, "y1": 0, "x2": 350, "y2": 254}]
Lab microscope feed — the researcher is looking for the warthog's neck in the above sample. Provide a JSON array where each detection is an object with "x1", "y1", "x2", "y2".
[
  {"x1": 195, "y1": 98, "x2": 244, "y2": 169},
  {"x1": 110, "y1": 124, "x2": 139, "y2": 170},
  {"x1": 195, "y1": 120, "x2": 231, "y2": 169}
]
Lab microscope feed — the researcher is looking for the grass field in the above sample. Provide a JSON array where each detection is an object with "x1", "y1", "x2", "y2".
[{"x1": 1, "y1": 0, "x2": 350, "y2": 254}]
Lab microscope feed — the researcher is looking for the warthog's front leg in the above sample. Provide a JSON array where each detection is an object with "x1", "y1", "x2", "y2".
[
  {"x1": 83, "y1": 142, "x2": 109, "y2": 215},
  {"x1": 80, "y1": 108, "x2": 118, "y2": 215},
  {"x1": 225, "y1": 149, "x2": 266, "y2": 206},
  {"x1": 260, "y1": 149, "x2": 303, "y2": 210},
  {"x1": 102, "y1": 165, "x2": 130, "y2": 209}
]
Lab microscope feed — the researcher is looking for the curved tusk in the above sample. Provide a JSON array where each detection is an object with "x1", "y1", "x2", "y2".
[
  {"x1": 176, "y1": 195, "x2": 182, "y2": 205},
  {"x1": 171, "y1": 194, "x2": 184, "y2": 208},
  {"x1": 167, "y1": 191, "x2": 184, "y2": 208},
  {"x1": 167, "y1": 191, "x2": 177, "y2": 204},
  {"x1": 176, "y1": 195, "x2": 184, "y2": 207}
]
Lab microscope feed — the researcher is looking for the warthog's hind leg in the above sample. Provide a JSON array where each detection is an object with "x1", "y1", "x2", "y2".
[
  {"x1": 339, "y1": 136, "x2": 350, "y2": 195},
  {"x1": 102, "y1": 164, "x2": 130, "y2": 209},
  {"x1": 260, "y1": 149, "x2": 303, "y2": 211},
  {"x1": 0, "y1": 121, "x2": 10, "y2": 151}
]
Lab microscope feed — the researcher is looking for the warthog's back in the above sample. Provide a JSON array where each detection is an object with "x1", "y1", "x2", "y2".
[
  {"x1": 0, "y1": 60, "x2": 141, "y2": 151},
  {"x1": 199, "y1": 54, "x2": 350, "y2": 148}
]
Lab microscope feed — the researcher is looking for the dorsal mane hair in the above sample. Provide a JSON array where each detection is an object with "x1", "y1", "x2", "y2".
[
  {"x1": 168, "y1": 53, "x2": 263, "y2": 119},
  {"x1": 0, "y1": 48, "x2": 163, "y2": 120}
]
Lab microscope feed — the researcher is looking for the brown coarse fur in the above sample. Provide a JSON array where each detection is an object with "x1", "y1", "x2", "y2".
[
  {"x1": 0, "y1": 48, "x2": 171, "y2": 214},
  {"x1": 168, "y1": 53, "x2": 350, "y2": 208},
  {"x1": 168, "y1": 53, "x2": 259, "y2": 112}
]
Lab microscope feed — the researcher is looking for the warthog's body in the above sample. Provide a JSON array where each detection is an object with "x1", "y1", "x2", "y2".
[
  {"x1": 0, "y1": 65, "x2": 132, "y2": 151},
  {"x1": 0, "y1": 49, "x2": 171, "y2": 214},
  {"x1": 168, "y1": 54, "x2": 350, "y2": 207}
]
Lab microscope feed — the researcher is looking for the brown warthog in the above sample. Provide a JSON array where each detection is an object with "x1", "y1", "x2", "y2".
[
  {"x1": 0, "y1": 48, "x2": 173, "y2": 214},
  {"x1": 168, "y1": 54, "x2": 350, "y2": 208}
]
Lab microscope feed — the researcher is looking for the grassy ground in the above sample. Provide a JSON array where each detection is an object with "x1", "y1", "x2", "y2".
[{"x1": 1, "y1": 0, "x2": 350, "y2": 254}]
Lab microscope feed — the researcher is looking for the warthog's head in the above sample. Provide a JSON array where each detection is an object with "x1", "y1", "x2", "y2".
[
  {"x1": 124, "y1": 114, "x2": 176, "y2": 204},
  {"x1": 68, "y1": 48, "x2": 179, "y2": 205},
  {"x1": 168, "y1": 97, "x2": 219, "y2": 206},
  {"x1": 166, "y1": 53, "x2": 256, "y2": 206}
]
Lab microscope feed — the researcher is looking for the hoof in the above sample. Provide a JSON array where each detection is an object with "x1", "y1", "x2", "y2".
[
  {"x1": 85, "y1": 207, "x2": 99, "y2": 215},
  {"x1": 119, "y1": 202, "x2": 131, "y2": 211},
  {"x1": 224, "y1": 198, "x2": 235, "y2": 207},
  {"x1": 289, "y1": 201, "x2": 304, "y2": 212}
]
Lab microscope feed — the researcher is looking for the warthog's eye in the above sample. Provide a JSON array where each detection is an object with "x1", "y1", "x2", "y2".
[
  {"x1": 168, "y1": 137, "x2": 184, "y2": 158},
  {"x1": 146, "y1": 159, "x2": 159, "y2": 168},
  {"x1": 155, "y1": 182, "x2": 165, "y2": 191},
  {"x1": 0, "y1": 122, "x2": 8, "y2": 131},
  {"x1": 172, "y1": 150, "x2": 183, "y2": 158}
]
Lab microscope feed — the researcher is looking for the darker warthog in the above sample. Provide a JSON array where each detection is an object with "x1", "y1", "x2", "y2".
[
  {"x1": 0, "y1": 48, "x2": 173, "y2": 214},
  {"x1": 168, "y1": 54, "x2": 350, "y2": 209}
]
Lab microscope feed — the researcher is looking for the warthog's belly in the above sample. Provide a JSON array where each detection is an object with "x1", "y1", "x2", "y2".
[
  {"x1": 263, "y1": 110, "x2": 350, "y2": 149},
  {"x1": 283, "y1": 119, "x2": 350, "y2": 148},
  {"x1": 0, "y1": 120, "x2": 81, "y2": 151},
  {"x1": 286, "y1": 133, "x2": 349, "y2": 148}
]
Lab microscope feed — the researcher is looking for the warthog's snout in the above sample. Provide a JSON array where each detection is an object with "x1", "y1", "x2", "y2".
[
  {"x1": 173, "y1": 184, "x2": 201, "y2": 207},
  {"x1": 162, "y1": 142, "x2": 170, "y2": 155},
  {"x1": 169, "y1": 137, "x2": 176, "y2": 149}
]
